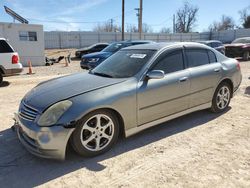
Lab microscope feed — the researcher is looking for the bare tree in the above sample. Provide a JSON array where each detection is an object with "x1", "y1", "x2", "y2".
[
  {"x1": 209, "y1": 15, "x2": 235, "y2": 31},
  {"x1": 175, "y1": 2, "x2": 199, "y2": 33},
  {"x1": 93, "y1": 21, "x2": 121, "y2": 32},
  {"x1": 126, "y1": 23, "x2": 153, "y2": 33},
  {"x1": 239, "y1": 6, "x2": 250, "y2": 28},
  {"x1": 243, "y1": 16, "x2": 250, "y2": 28},
  {"x1": 160, "y1": 27, "x2": 171, "y2": 33},
  {"x1": 142, "y1": 23, "x2": 153, "y2": 33},
  {"x1": 126, "y1": 24, "x2": 138, "y2": 33}
]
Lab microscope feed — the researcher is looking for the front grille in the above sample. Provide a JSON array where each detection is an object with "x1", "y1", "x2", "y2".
[{"x1": 19, "y1": 101, "x2": 39, "y2": 121}]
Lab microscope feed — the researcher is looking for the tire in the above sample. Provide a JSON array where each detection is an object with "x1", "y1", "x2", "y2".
[
  {"x1": 0, "y1": 72, "x2": 2, "y2": 85},
  {"x1": 70, "y1": 110, "x2": 120, "y2": 157},
  {"x1": 243, "y1": 51, "x2": 249, "y2": 61},
  {"x1": 211, "y1": 82, "x2": 232, "y2": 113}
]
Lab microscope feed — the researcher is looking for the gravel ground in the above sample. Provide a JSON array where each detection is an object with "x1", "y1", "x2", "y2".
[{"x1": 0, "y1": 51, "x2": 250, "y2": 187}]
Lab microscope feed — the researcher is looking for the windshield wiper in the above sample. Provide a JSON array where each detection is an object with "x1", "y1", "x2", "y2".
[{"x1": 91, "y1": 71, "x2": 113, "y2": 78}]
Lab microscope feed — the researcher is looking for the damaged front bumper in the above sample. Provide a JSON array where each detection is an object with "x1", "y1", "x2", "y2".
[{"x1": 14, "y1": 113, "x2": 74, "y2": 160}]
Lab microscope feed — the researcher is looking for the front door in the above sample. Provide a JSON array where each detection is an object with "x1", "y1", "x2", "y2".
[{"x1": 137, "y1": 49, "x2": 190, "y2": 125}]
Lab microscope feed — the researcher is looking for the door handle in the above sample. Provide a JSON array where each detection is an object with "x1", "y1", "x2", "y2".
[
  {"x1": 179, "y1": 77, "x2": 188, "y2": 82},
  {"x1": 214, "y1": 68, "x2": 221, "y2": 72}
]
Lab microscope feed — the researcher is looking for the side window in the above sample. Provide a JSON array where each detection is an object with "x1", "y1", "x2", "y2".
[
  {"x1": 152, "y1": 50, "x2": 184, "y2": 74},
  {"x1": 208, "y1": 50, "x2": 217, "y2": 63},
  {"x1": 99, "y1": 45, "x2": 107, "y2": 49},
  {"x1": 19, "y1": 31, "x2": 37, "y2": 41},
  {"x1": 186, "y1": 49, "x2": 209, "y2": 68},
  {"x1": 210, "y1": 42, "x2": 216, "y2": 48}
]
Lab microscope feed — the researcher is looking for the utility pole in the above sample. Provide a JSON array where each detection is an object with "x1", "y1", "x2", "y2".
[
  {"x1": 122, "y1": 0, "x2": 125, "y2": 40},
  {"x1": 173, "y1": 14, "x2": 175, "y2": 33},
  {"x1": 135, "y1": 8, "x2": 140, "y2": 32},
  {"x1": 110, "y1": 19, "x2": 114, "y2": 32},
  {"x1": 139, "y1": 0, "x2": 143, "y2": 39}
]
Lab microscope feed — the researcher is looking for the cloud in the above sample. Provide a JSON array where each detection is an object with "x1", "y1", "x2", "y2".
[{"x1": 4, "y1": 0, "x2": 109, "y2": 31}]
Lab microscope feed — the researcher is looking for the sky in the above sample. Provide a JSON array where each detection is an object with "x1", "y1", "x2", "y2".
[{"x1": 0, "y1": 0, "x2": 249, "y2": 32}]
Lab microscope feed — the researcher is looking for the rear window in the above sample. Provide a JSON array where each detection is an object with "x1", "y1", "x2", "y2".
[
  {"x1": 0, "y1": 40, "x2": 14, "y2": 53},
  {"x1": 186, "y1": 49, "x2": 209, "y2": 67}
]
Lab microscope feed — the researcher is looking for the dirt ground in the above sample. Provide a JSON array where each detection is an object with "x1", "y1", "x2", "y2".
[{"x1": 0, "y1": 50, "x2": 250, "y2": 187}]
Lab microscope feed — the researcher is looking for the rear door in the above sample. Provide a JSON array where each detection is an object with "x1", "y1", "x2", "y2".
[
  {"x1": 0, "y1": 40, "x2": 14, "y2": 69},
  {"x1": 185, "y1": 48, "x2": 222, "y2": 107}
]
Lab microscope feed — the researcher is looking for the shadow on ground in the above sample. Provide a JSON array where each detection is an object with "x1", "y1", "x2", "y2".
[
  {"x1": 0, "y1": 81, "x2": 10, "y2": 87},
  {"x1": 0, "y1": 108, "x2": 230, "y2": 187},
  {"x1": 245, "y1": 86, "x2": 250, "y2": 96}
]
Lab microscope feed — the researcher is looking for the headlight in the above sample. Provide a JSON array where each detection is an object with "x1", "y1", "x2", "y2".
[
  {"x1": 87, "y1": 58, "x2": 99, "y2": 63},
  {"x1": 38, "y1": 100, "x2": 72, "y2": 127}
]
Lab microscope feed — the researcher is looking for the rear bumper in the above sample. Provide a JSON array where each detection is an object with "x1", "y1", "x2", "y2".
[
  {"x1": 14, "y1": 113, "x2": 74, "y2": 160},
  {"x1": 233, "y1": 73, "x2": 242, "y2": 97},
  {"x1": 4, "y1": 68, "x2": 23, "y2": 75},
  {"x1": 0, "y1": 63, "x2": 23, "y2": 76}
]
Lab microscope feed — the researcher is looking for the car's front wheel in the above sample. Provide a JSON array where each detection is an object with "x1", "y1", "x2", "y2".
[
  {"x1": 70, "y1": 110, "x2": 119, "y2": 157},
  {"x1": 211, "y1": 82, "x2": 232, "y2": 113}
]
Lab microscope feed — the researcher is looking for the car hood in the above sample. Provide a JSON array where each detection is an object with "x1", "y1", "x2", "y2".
[
  {"x1": 83, "y1": 51, "x2": 113, "y2": 59},
  {"x1": 23, "y1": 73, "x2": 127, "y2": 111}
]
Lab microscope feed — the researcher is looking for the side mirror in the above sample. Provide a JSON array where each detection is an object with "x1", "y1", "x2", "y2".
[{"x1": 146, "y1": 70, "x2": 165, "y2": 80}]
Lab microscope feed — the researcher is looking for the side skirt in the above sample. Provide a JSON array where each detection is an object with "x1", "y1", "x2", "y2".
[{"x1": 125, "y1": 102, "x2": 211, "y2": 137}]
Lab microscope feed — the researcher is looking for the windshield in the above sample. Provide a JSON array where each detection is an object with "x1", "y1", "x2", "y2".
[
  {"x1": 102, "y1": 43, "x2": 126, "y2": 53},
  {"x1": 232, "y1": 38, "x2": 250, "y2": 44},
  {"x1": 91, "y1": 49, "x2": 156, "y2": 78}
]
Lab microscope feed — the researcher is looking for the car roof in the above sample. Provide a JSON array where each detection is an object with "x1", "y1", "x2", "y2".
[
  {"x1": 111, "y1": 40, "x2": 154, "y2": 45},
  {"x1": 198, "y1": 40, "x2": 222, "y2": 44},
  {"x1": 94, "y1": 43, "x2": 109, "y2": 45},
  {"x1": 123, "y1": 42, "x2": 210, "y2": 51},
  {"x1": 235, "y1": 37, "x2": 250, "y2": 40}
]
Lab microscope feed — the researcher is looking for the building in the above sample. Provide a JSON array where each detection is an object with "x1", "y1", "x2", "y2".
[{"x1": 0, "y1": 22, "x2": 44, "y2": 66}]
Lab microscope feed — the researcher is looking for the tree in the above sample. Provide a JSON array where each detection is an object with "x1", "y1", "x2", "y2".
[
  {"x1": 160, "y1": 27, "x2": 171, "y2": 33},
  {"x1": 142, "y1": 23, "x2": 153, "y2": 33},
  {"x1": 243, "y1": 16, "x2": 250, "y2": 28},
  {"x1": 126, "y1": 23, "x2": 153, "y2": 33},
  {"x1": 126, "y1": 24, "x2": 138, "y2": 33},
  {"x1": 208, "y1": 15, "x2": 235, "y2": 31},
  {"x1": 175, "y1": 2, "x2": 199, "y2": 33},
  {"x1": 93, "y1": 21, "x2": 121, "y2": 32},
  {"x1": 239, "y1": 6, "x2": 250, "y2": 28}
]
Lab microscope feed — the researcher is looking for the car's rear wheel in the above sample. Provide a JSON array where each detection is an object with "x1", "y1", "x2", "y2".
[
  {"x1": 211, "y1": 82, "x2": 232, "y2": 113},
  {"x1": 0, "y1": 72, "x2": 3, "y2": 85},
  {"x1": 243, "y1": 51, "x2": 249, "y2": 61},
  {"x1": 71, "y1": 110, "x2": 119, "y2": 157}
]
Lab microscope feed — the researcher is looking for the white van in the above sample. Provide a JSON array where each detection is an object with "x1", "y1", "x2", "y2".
[{"x1": 0, "y1": 38, "x2": 23, "y2": 84}]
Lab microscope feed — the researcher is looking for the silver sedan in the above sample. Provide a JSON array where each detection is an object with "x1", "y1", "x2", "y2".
[{"x1": 14, "y1": 42, "x2": 242, "y2": 160}]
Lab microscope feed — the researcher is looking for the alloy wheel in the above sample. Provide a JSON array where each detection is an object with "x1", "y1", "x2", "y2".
[
  {"x1": 80, "y1": 114, "x2": 115, "y2": 151},
  {"x1": 216, "y1": 86, "x2": 230, "y2": 110}
]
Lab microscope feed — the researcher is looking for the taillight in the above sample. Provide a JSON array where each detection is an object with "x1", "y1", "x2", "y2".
[
  {"x1": 12, "y1": 55, "x2": 19, "y2": 64},
  {"x1": 236, "y1": 61, "x2": 240, "y2": 70}
]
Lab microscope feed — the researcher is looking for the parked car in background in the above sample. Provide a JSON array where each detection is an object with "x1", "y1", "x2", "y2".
[
  {"x1": 15, "y1": 42, "x2": 241, "y2": 160},
  {"x1": 225, "y1": 37, "x2": 250, "y2": 61},
  {"x1": 198, "y1": 40, "x2": 225, "y2": 54},
  {"x1": 0, "y1": 38, "x2": 23, "y2": 84},
  {"x1": 80, "y1": 40, "x2": 154, "y2": 69},
  {"x1": 75, "y1": 43, "x2": 108, "y2": 58}
]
